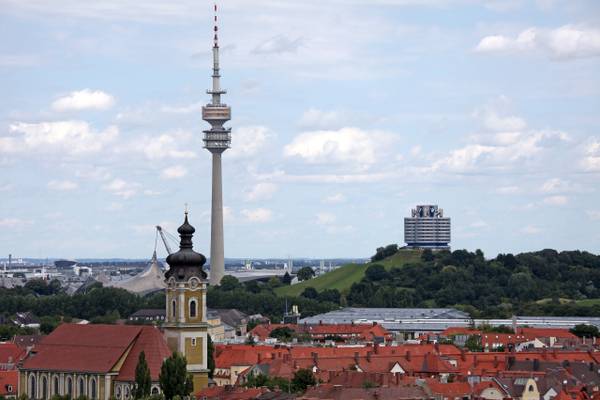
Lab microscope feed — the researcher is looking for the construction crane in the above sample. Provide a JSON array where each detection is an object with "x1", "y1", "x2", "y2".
[{"x1": 156, "y1": 226, "x2": 177, "y2": 255}]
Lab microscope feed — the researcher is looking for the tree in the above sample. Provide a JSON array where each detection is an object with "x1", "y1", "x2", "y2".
[
  {"x1": 219, "y1": 275, "x2": 241, "y2": 291},
  {"x1": 421, "y1": 249, "x2": 435, "y2": 262},
  {"x1": 291, "y1": 369, "x2": 316, "y2": 392},
  {"x1": 159, "y1": 352, "x2": 193, "y2": 400},
  {"x1": 207, "y1": 335, "x2": 215, "y2": 378},
  {"x1": 296, "y1": 267, "x2": 315, "y2": 282},
  {"x1": 269, "y1": 327, "x2": 295, "y2": 342},
  {"x1": 301, "y1": 287, "x2": 318, "y2": 300},
  {"x1": 281, "y1": 272, "x2": 292, "y2": 285},
  {"x1": 570, "y1": 324, "x2": 600, "y2": 338},
  {"x1": 318, "y1": 289, "x2": 341, "y2": 304},
  {"x1": 365, "y1": 264, "x2": 389, "y2": 281},
  {"x1": 465, "y1": 335, "x2": 483, "y2": 352},
  {"x1": 134, "y1": 351, "x2": 151, "y2": 399}
]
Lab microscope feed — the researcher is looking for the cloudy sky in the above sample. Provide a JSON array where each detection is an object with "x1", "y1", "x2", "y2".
[{"x1": 1, "y1": 0, "x2": 599, "y2": 259}]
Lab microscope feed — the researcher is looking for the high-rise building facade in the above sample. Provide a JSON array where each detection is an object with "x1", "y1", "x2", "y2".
[
  {"x1": 202, "y1": 5, "x2": 230, "y2": 286},
  {"x1": 404, "y1": 205, "x2": 451, "y2": 250}
]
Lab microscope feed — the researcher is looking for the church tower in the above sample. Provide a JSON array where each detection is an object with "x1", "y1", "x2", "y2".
[{"x1": 163, "y1": 212, "x2": 209, "y2": 391}]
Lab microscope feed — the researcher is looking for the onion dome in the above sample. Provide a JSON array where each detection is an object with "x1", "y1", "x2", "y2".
[{"x1": 165, "y1": 212, "x2": 207, "y2": 280}]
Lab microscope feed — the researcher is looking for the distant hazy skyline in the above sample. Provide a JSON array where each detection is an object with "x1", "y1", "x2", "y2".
[{"x1": 1, "y1": 0, "x2": 599, "y2": 259}]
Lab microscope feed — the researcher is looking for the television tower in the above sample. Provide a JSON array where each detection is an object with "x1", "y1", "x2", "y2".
[{"x1": 202, "y1": 3, "x2": 231, "y2": 286}]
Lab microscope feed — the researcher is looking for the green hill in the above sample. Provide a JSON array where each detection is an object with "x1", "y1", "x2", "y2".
[{"x1": 275, "y1": 250, "x2": 421, "y2": 297}]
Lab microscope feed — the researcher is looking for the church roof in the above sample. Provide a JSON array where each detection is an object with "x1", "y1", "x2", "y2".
[
  {"x1": 165, "y1": 213, "x2": 207, "y2": 280},
  {"x1": 21, "y1": 324, "x2": 170, "y2": 379},
  {"x1": 116, "y1": 325, "x2": 172, "y2": 382}
]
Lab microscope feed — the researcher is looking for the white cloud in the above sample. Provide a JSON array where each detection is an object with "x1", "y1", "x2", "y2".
[
  {"x1": 432, "y1": 130, "x2": 570, "y2": 173},
  {"x1": 284, "y1": 127, "x2": 393, "y2": 168},
  {"x1": 475, "y1": 25, "x2": 600, "y2": 60},
  {"x1": 582, "y1": 138, "x2": 600, "y2": 171},
  {"x1": 47, "y1": 180, "x2": 78, "y2": 191},
  {"x1": 543, "y1": 195, "x2": 569, "y2": 206},
  {"x1": 470, "y1": 220, "x2": 489, "y2": 228},
  {"x1": 299, "y1": 108, "x2": 348, "y2": 130},
  {"x1": 103, "y1": 178, "x2": 138, "y2": 199},
  {"x1": 4, "y1": 121, "x2": 118, "y2": 155},
  {"x1": 252, "y1": 35, "x2": 303, "y2": 55},
  {"x1": 540, "y1": 178, "x2": 576, "y2": 194},
  {"x1": 496, "y1": 186, "x2": 519, "y2": 195},
  {"x1": 480, "y1": 110, "x2": 526, "y2": 132},
  {"x1": 143, "y1": 189, "x2": 162, "y2": 196},
  {"x1": 228, "y1": 126, "x2": 272, "y2": 158},
  {"x1": 52, "y1": 89, "x2": 115, "y2": 111},
  {"x1": 161, "y1": 165, "x2": 188, "y2": 179},
  {"x1": 322, "y1": 193, "x2": 346, "y2": 204},
  {"x1": 107, "y1": 202, "x2": 123, "y2": 211},
  {"x1": 587, "y1": 210, "x2": 600, "y2": 220},
  {"x1": 0, "y1": 183, "x2": 13, "y2": 192},
  {"x1": 0, "y1": 218, "x2": 33, "y2": 228},
  {"x1": 521, "y1": 225, "x2": 541, "y2": 235},
  {"x1": 160, "y1": 102, "x2": 203, "y2": 114},
  {"x1": 241, "y1": 208, "x2": 273, "y2": 223},
  {"x1": 316, "y1": 212, "x2": 336, "y2": 225},
  {"x1": 133, "y1": 133, "x2": 196, "y2": 160},
  {"x1": 244, "y1": 182, "x2": 278, "y2": 202}
]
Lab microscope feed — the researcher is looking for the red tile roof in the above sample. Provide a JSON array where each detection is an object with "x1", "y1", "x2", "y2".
[
  {"x1": 0, "y1": 370, "x2": 17, "y2": 396},
  {"x1": 116, "y1": 326, "x2": 171, "y2": 382},
  {"x1": 0, "y1": 342, "x2": 25, "y2": 366},
  {"x1": 425, "y1": 379, "x2": 471, "y2": 398},
  {"x1": 518, "y1": 328, "x2": 578, "y2": 340},
  {"x1": 22, "y1": 324, "x2": 141, "y2": 373},
  {"x1": 197, "y1": 386, "x2": 267, "y2": 399}
]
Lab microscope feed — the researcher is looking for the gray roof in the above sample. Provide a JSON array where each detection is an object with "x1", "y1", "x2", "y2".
[
  {"x1": 299, "y1": 307, "x2": 469, "y2": 325},
  {"x1": 103, "y1": 253, "x2": 166, "y2": 295}
]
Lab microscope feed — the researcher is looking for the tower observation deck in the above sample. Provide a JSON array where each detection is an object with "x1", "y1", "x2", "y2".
[{"x1": 202, "y1": 4, "x2": 230, "y2": 286}]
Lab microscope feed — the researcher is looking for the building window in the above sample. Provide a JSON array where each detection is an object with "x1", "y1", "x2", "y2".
[
  {"x1": 41, "y1": 376, "x2": 48, "y2": 400},
  {"x1": 125, "y1": 386, "x2": 130, "y2": 399},
  {"x1": 151, "y1": 387, "x2": 159, "y2": 395},
  {"x1": 29, "y1": 374, "x2": 36, "y2": 400},
  {"x1": 90, "y1": 378, "x2": 97, "y2": 400},
  {"x1": 66, "y1": 377, "x2": 73, "y2": 399},
  {"x1": 190, "y1": 300, "x2": 197, "y2": 318},
  {"x1": 53, "y1": 376, "x2": 59, "y2": 396},
  {"x1": 528, "y1": 385, "x2": 534, "y2": 392},
  {"x1": 192, "y1": 338, "x2": 197, "y2": 346},
  {"x1": 78, "y1": 378, "x2": 85, "y2": 397},
  {"x1": 7, "y1": 385, "x2": 13, "y2": 393},
  {"x1": 115, "y1": 386, "x2": 122, "y2": 399},
  {"x1": 172, "y1": 300, "x2": 177, "y2": 319}
]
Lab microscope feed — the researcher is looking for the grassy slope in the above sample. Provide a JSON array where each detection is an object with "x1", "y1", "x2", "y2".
[{"x1": 275, "y1": 250, "x2": 422, "y2": 297}]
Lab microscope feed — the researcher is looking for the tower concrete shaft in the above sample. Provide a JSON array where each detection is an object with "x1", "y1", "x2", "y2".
[
  {"x1": 203, "y1": 4, "x2": 230, "y2": 286},
  {"x1": 209, "y1": 153, "x2": 224, "y2": 285}
]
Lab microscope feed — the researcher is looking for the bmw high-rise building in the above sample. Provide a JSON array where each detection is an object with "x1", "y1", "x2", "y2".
[{"x1": 404, "y1": 205, "x2": 451, "y2": 250}]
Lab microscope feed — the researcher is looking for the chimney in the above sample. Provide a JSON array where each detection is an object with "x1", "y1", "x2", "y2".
[
  {"x1": 374, "y1": 343, "x2": 380, "y2": 354},
  {"x1": 319, "y1": 320, "x2": 323, "y2": 325},
  {"x1": 257, "y1": 353, "x2": 261, "y2": 363},
  {"x1": 493, "y1": 356, "x2": 499, "y2": 368},
  {"x1": 312, "y1": 352, "x2": 318, "y2": 364},
  {"x1": 405, "y1": 351, "x2": 411, "y2": 361},
  {"x1": 373, "y1": 321, "x2": 377, "y2": 326},
  {"x1": 460, "y1": 348, "x2": 466, "y2": 362}
]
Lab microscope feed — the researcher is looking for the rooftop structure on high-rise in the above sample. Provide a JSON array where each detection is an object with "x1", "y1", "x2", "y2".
[
  {"x1": 404, "y1": 205, "x2": 451, "y2": 250},
  {"x1": 202, "y1": 4, "x2": 231, "y2": 286}
]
